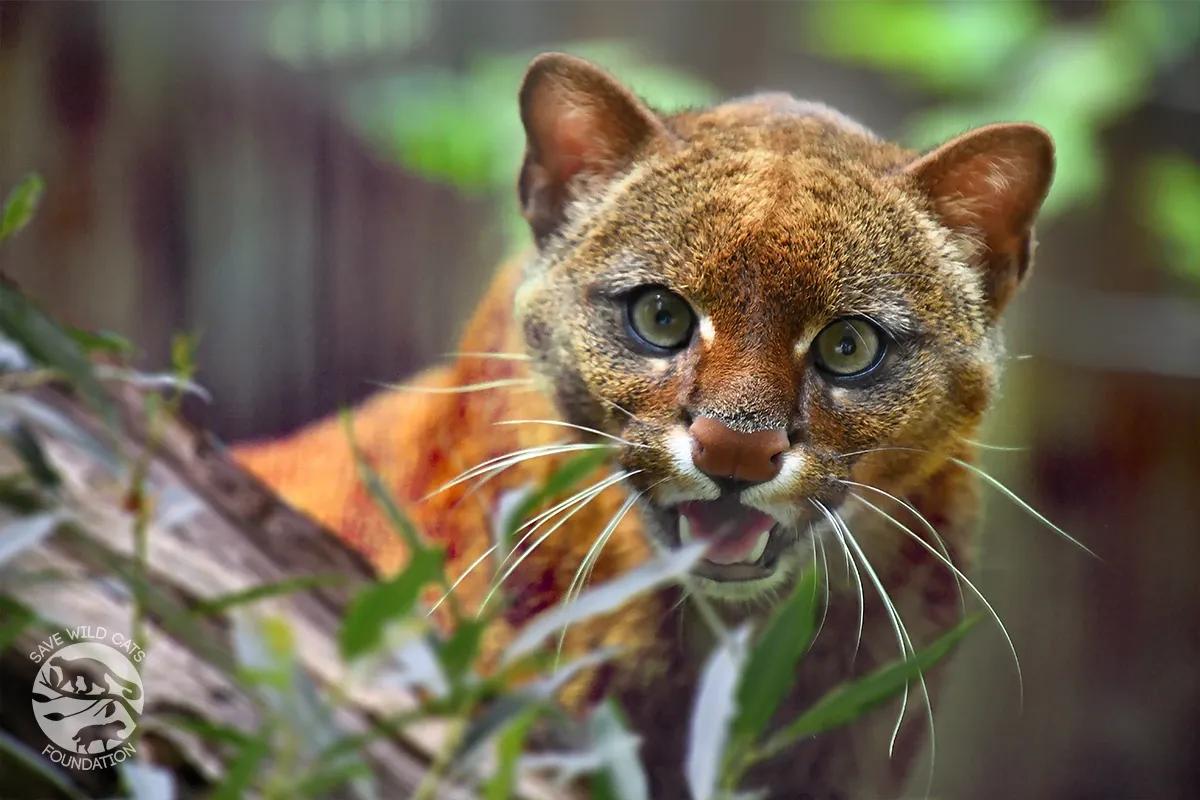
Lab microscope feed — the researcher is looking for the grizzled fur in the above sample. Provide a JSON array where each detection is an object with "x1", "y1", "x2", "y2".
[{"x1": 238, "y1": 53, "x2": 1053, "y2": 798}]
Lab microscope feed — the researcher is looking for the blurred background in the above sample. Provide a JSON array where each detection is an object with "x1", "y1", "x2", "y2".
[{"x1": 1, "y1": 1, "x2": 1198, "y2": 796}]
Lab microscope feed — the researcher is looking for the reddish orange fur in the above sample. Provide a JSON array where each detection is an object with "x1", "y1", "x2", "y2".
[{"x1": 236, "y1": 53, "x2": 1053, "y2": 797}]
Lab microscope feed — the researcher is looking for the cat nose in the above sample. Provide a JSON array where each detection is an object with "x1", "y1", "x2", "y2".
[{"x1": 688, "y1": 416, "x2": 788, "y2": 485}]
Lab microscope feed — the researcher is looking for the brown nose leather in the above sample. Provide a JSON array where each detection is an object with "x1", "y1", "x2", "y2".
[{"x1": 689, "y1": 416, "x2": 788, "y2": 484}]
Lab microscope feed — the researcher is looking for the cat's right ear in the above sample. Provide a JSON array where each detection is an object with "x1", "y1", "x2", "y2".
[{"x1": 518, "y1": 53, "x2": 670, "y2": 244}]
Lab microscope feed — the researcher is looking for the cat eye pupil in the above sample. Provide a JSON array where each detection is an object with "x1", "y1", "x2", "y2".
[
  {"x1": 627, "y1": 287, "x2": 695, "y2": 353},
  {"x1": 813, "y1": 317, "x2": 885, "y2": 381}
]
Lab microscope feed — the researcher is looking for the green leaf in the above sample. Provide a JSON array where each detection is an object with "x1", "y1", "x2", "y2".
[
  {"x1": 1, "y1": 420, "x2": 60, "y2": 488},
  {"x1": 339, "y1": 547, "x2": 444, "y2": 660},
  {"x1": 208, "y1": 734, "x2": 270, "y2": 800},
  {"x1": 67, "y1": 327, "x2": 134, "y2": 357},
  {"x1": 0, "y1": 729, "x2": 88, "y2": 800},
  {"x1": 0, "y1": 282, "x2": 116, "y2": 426},
  {"x1": 730, "y1": 564, "x2": 820, "y2": 747},
  {"x1": 0, "y1": 174, "x2": 44, "y2": 243},
  {"x1": 764, "y1": 615, "x2": 979, "y2": 754},
  {"x1": 482, "y1": 706, "x2": 537, "y2": 800},
  {"x1": 291, "y1": 759, "x2": 374, "y2": 797},
  {"x1": 341, "y1": 409, "x2": 425, "y2": 555},
  {"x1": 438, "y1": 617, "x2": 487, "y2": 685},
  {"x1": 0, "y1": 595, "x2": 35, "y2": 651}
]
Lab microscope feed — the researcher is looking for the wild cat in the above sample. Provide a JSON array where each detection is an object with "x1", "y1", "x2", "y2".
[{"x1": 238, "y1": 53, "x2": 1057, "y2": 797}]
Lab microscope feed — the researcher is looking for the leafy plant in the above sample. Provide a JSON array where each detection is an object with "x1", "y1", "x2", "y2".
[{"x1": 0, "y1": 173, "x2": 977, "y2": 798}]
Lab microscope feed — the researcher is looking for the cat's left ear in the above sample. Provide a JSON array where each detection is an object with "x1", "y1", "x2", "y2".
[{"x1": 903, "y1": 123, "x2": 1054, "y2": 315}]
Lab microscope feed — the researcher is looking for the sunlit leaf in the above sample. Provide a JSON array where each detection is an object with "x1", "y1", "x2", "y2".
[
  {"x1": 502, "y1": 542, "x2": 706, "y2": 664},
  {"x1": 0, "y1": 174, "x2": 44, "y2": 243},
  {"x1": 0, "y1": 510, "x2": 68, "y2": 566},
  {"x1": 67, "y1": 327, "x2": 133, "y2": 357},
  {"x1": 686, "y1": 625, "x2": 751, "y2": 800},
  {"x1": 340, "y1": 547, "x2": 444, "y2": 660},
  {"x1": 588, "y1": 702, "x2": 649, "y2": 800}
]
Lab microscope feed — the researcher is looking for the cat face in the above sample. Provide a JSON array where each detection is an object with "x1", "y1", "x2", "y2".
[{"x1": 515, "y1": 54, "x2": 1052, "y2": 599}]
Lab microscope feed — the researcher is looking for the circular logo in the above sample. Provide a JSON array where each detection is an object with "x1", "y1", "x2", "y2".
[{"x1": 31, "y1": 641, "x2": 143, "y2": 754}]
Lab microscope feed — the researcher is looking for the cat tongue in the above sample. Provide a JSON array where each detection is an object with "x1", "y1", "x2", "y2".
[{"x1": 678, "y1": 499, "x2": 775, "y2": 566}]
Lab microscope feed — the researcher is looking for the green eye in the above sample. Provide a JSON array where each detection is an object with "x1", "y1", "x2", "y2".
[
  {"x1": 627, "y1": 287, "x2": 695, "y2": 352},
  {"x1": 813, "y1": 318, "x2": 885, "y2": 378}
]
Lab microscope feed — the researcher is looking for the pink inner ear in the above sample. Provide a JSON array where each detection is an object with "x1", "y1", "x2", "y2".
[
  {"x1": 547, "y1": 111, "x2": 593, "y2": 184},
  {"x1": 544, "y1": 109, "x2": 614, "y2": 185}
]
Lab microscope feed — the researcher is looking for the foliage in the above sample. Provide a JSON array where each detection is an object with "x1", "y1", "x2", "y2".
[
  {"x1": 346, "y1": 43, "x2": 718, "y2": 252},
  {"x1": 806, "y1": 0, "x2": 1200, "y2": 280},
  {"x1": 0, "y1": 136, "x2": 976, "y2": 800}
]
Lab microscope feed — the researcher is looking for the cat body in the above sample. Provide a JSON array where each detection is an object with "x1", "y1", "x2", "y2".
[{"x1": 238, "y1": 53, "x2": 1052, "y2": 797}]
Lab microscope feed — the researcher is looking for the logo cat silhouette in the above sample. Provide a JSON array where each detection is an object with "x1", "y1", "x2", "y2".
[{"x1": 49, "y1": 655, "x2": 141, "y2": 700}]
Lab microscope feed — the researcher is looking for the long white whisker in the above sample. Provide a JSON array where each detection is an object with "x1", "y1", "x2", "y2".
[
  {"x1": 422, "y1": 442, "x2": 614, "y2": 500},
  {"x1": 847, "y1": 489, "x2": 1023, "y2": 706},
  {"x1": 493, "y1": 470, "x2": 634, "y2": 575},
  {"x1": 447, "y1": 351, "x2": 531, "y2": 361},
  {"x1": 834, "y1": 445, "x2": 1096, "y2": 559},
  {"x1": 839, "y1": 479, "x2": 965, "y2": 614},
  {"x1": 554, "y1": 485, "x2": 650, "y2": 662},
  {"x1": 812, "y1": 525, "x2": 832, "y2": 645},
  {"x1": 429, "y1": 542, "x2": 496, "y2": 614},
  {"x1": 379, "y1": 377, "x2": 535, "y2": 395},
  {"x1": 813, "y1": 500, "x2": 864, "y2": 658},
  {"x1": 958, "y1": 436, "x2": 1027, "y2": 452},
  {"x1": 946, "y1": 455, "x2": 1098, "y2": 558},
  {"x1": 480, "y1": 470, "x2": 640, "y2": 612},
  {"x1": 838, "y1": 509, "x2": 935, "y2": 779},
  {"x1": 494, "y1": 419, "x2": 650, "y2": 449}
]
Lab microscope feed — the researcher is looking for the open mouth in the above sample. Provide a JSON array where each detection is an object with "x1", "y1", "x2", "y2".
[{"x1": 674, "y1": 494, "x2": 790, "y2": 583}]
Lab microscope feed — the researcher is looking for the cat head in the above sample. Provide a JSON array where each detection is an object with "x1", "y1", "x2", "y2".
[{"x1": 514, "y1": 54, "x2": 1053, "y2": 600}]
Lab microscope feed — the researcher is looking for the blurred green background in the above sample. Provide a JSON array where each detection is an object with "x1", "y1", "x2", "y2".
[{"x1": 1, "y1": 1, "x2": 1198, "y2": 796}]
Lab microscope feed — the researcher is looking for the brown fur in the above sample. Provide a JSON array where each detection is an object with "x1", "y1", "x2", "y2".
[{"x1": 236, "y1": 53, "x2": 1053, "y2": 797}]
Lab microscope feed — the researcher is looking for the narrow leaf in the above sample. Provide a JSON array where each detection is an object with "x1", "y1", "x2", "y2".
[
  {"x1": 341, "y1": 409, "x2": 425, "y2": 554},
  {"x1": 767, "y1": 615, "x2": 979, "y2": 751},
  {"x1": 340, "y1": 548, "x2": 444, "y2": 660},
  {"x1": 483, "y1": 707, "x2": 537, "y2": 800},
  {"x1": 732, "y1": 564, "x2": 821, "y2": 745},
  {"x1": 686, "y1": 626, "x2": 752, "y2": 800},
  {"x1": 438, "y1": 617, "x2": 487, "y2": 685},
  {"x1": 503, "y1": 542, "x2": 706, "y2": 664},
  {"x1": 0, "y1": 510, "x2": 68, "y2": 566},
  {"x1": 0, "y1": 174, "x2": 44, "y2": 242},
  {"x1": 0, "y1": 283, "x2": 115, "y2": 425}
]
